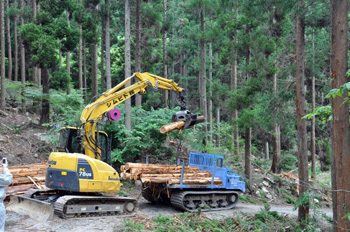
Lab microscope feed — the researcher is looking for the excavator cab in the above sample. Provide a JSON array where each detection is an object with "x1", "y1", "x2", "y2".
[
  {"x1": 57, "y1": 127, "x2": 111, "y2": 164},
  {"x1": 46, "y1": 127, "x2": 121, "y2": 193}
]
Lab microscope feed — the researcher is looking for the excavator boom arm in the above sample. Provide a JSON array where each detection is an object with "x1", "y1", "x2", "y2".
[
  {"x1": 81, "y1": 72, "x2": 184, "y2": 123},
  {"x1": 80, "y1": 72, "x2": 186, "y2": 159}
]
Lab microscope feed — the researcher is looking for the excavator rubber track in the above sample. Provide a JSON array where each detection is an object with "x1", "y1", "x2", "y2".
[
  {"x1": 54, "y1": 195, "x2": 137, "y2": 218},
  {"x1": 170, "y1": 190, "x2": 239, "y2": 212},
  {"x1": 10, "y1": 189, "x2": 137, "y2": 219}
]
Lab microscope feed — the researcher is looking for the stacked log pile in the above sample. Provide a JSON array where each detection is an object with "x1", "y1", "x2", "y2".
[
  {"x1": 120, "y1": 162, "x2": 223, "y2": 186},
  {"x1": 4, "y1": 163, "x2": 47, "y2": 200}
]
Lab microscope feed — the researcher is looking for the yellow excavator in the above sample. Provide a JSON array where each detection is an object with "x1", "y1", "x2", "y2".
[{"x1": 10, "y1": 72, "x2": 200, "y2": 218}]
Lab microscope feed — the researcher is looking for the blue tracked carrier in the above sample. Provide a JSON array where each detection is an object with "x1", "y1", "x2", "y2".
[{"x1": 142, "y1": 152, "x2": 245, "y2": 212}]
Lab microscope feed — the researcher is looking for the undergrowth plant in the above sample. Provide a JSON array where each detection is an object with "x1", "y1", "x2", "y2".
[
  {"x1": 41, "y1": 89, "x2": 84, "y2": 145},
  {"x1": 122, "y1": 209, "x2": 302, "y2": 232},
  {"x1": 294, "y1": 190, "x2": 326, "y2": 231},
  {"x1": 105, "y1": 106, "x2": 197, "y2": 165}
]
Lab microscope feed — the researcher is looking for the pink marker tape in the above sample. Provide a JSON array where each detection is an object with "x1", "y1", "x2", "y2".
[{"x1": 108, "y1": 109, "x2": 121, "y2": 121}]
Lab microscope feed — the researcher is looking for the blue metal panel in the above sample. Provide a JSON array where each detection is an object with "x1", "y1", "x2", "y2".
[{"x1": 168, "y1": 152, "x2": 245, "y2": 192}]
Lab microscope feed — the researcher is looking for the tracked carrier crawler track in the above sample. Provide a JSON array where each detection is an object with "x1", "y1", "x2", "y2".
[
  {"x1": 18, "y1": 189, "x2": 137, "y2": 218},
  {"x1": 170, "y1": 190, "x2": 239, "y2": 212}
]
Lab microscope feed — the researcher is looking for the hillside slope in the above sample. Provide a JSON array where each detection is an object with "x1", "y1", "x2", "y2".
[{"x1": 0, "y1": 109, "x2": 53, "y2": 165}]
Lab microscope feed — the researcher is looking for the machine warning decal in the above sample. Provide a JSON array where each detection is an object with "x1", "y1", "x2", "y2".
[
  {"x1": 77, "y1": 158, "x2": 94, "y2": 179},
  {"x1": 106, "y1": 90, "x2": 135, "y2": 108},
  {"x1": 48, "y1": 160, "x2": 57, "y2": 165}
]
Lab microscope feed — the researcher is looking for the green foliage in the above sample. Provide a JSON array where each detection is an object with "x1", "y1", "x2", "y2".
[
  {"x1": 151, "y1": 213, "x2": 221, "y2": 232},
  {"x1": 50, "y1": 70, "x2": 70, "y2": 90},
  {"x1": 342, "y1": 212, "x2": 350, "y2": 222},
  {"x1": 285, "y1": 194, "x2": 296, "y2": 204},
  {"x1": 6, "y1": 80, "x2": 24, "y2": 102},
  {"x1": 8, "y1": 124, "x2": 23, "y2": 134},
  {"x1": 122, "y1": 209, "x2": 301, "y2": 232},
  {"x1": 39, "y1": 0, "x2": 68, "y2": 18},
  {"x1": 305, "y1": 81, "x2": 350, "y2": 123},
  {"x1": 123, "y1": 219, "x2": 144, "y2": 232},
  {"x1": 294, "y1": 190, "x2": 326, "y2": 231},
  {"x1": 254, "y1": 204, "x2": 284, "y2": 224},
  {"x1": 49, "y1": 89, "x2": 84, "y2": 128},
  {"x1": 105, "y1": 107, "x2": 180, "y2": 164},
  {"x1": 279, "y1": 151, "x2": 298, "y2": 172},
  {"x1": 239, "y1": 194, "x2": 256, "y2": 204},
  {"x1": 305, "y1": 105, "x2": 332, "y2": 123},
  {"x1": 37, "y1": 90, "x2": 82, "y2": 144},
  {"x1": 82, "y1": 13, "x2": 100, "y2": 44},
  {"x1": 19, "y1": 23, "x2": 59, "y2": 68}
]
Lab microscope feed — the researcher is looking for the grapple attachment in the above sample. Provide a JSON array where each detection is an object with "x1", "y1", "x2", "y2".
[{"x1": 172, "y1": 110, "x2": 198, "y2": 129}]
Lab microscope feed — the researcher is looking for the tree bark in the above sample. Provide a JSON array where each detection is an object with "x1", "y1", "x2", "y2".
[
  {"x1": 20, "y1": 0, "x2": 25, "y2": 107},
  {"x1": 36, "y1": 1, "x2": 41, "y2": 85},
  {"x1": 66, "y1": 50, "x2": 71, "y2": 94},
  {"x1": 244, "y1": 128, "x2": 251, "y2": 190},
  {"x1": 208, "y1": 43, "x2": 213, "y2": 143},
  {"x1": 78, "y1": 0, "x2": 83, "y2": 90},
  {"x1": 216, "y1": 107, "x2": 220, "y2": 147},
  {"x1": 231, "y1": 51, "x2": 239, "y2": 156},
  {"x1": 91, "y1": 43, "x2": 98, "y2": 98},
  {"x1": 311, "y1": 29, "x2": 316, "y2": 179},
  {"x1": 66, "y1": 10, "x2": 71, "y2": 95},
  {"x1": 330, "y1": 0, "x2": 350, "y2": 230},
  {"x1": 124, "y1": 0, "x2": 131, "y2": 130},
  {"x1": 134, "y1": 0, "x2": 142, "y2": 107},
  {"x1": 100, "y1": 8, "x2": 105, "y2": 93},
  {"x1": 58, "y1": 49, "x2": 62, "y2": 70},
  {"x1": 163, "y1": 0, "x2": 168, "y2": 108},
  {"x1": 83, "y1": 40, "x2": 87, "y2": 103},
  {"x1": 37, "y1": 68, "x2": 41, "y2": 85},
  {"x1": 31, "y1": 0, "x2": 37, "y2": 84},
  {"x1": 40, "y1": 67, "x2": 50, "y2": 124},
  {"x1": 14, "y1": 12, "x2": 18, "y2": 82},
  {"x1": 296, "y1": 0, "x2": 309, "y2": 224},
  {"x1": 105, "y1": 0, "x2": 111, "y2": 90},
  {"x1": 265, "y1": 142, "x2": 269, "y2": 160},
  {"x1": 6, "y1": 0, "x2": 11, "y2": 81},
  {"x1": 0, "y1": 0, "x2": 5, "y2": 110},
  {"x1": 271, "y1": 73, "x2": 281, "y2": 173},
  {"x1": 200, "y1": 6, "x2": 207, "y2": 142}
]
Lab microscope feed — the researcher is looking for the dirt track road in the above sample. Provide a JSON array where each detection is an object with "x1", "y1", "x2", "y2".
[{"x1": 6, "y1": 198, "x2": 333, "y2": 232}]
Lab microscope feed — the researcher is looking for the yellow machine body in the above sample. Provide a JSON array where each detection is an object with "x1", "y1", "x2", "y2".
[{"x1": 46, "y1": 152, "x2": 122, "y2": 193}]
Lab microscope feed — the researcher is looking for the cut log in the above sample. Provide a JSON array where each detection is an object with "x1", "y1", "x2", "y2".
[
  {"x1": 3, "y1": 163, "x2": 48, "y2": 200},
  {"x1": 124, "y1": 163, "x2": 187, "y2": 171},
  {"x1": 140, "y1": 177, "x2": 223, "y2": 186},
  {"x1": 140, "y1": 172, "x2": 211, "y2": 178},
  {"x1": 159, "y1": 115, "x2": 206, "y2": 134},
  {"x1": 160, "y1": 121, "x2": 185, "y2": 134}
]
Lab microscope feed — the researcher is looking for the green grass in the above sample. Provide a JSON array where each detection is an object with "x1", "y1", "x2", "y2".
[
  {"x1": 121, "y1": 208, "x2": 310, "y2": 232},
  {"x1": 121, "y1": 219, "x2": 144, "y2": 232},
  {"x1": 240, "y1": 194, "x2": 257, "y2": 204},
  {"x1": 5, "y1": 220, "x2": 17, "y2": 228}
]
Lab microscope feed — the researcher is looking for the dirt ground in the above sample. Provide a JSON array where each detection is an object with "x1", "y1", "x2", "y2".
[
  {"x1": 5, "y1": 196, "x2": 333, "y2": 232},
  {"x1": 4, "y1": 180, "x2": 333, "y2": 232},
  {"x1": 0, "y1": 110, "x2": 53, "y2": 165}
]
